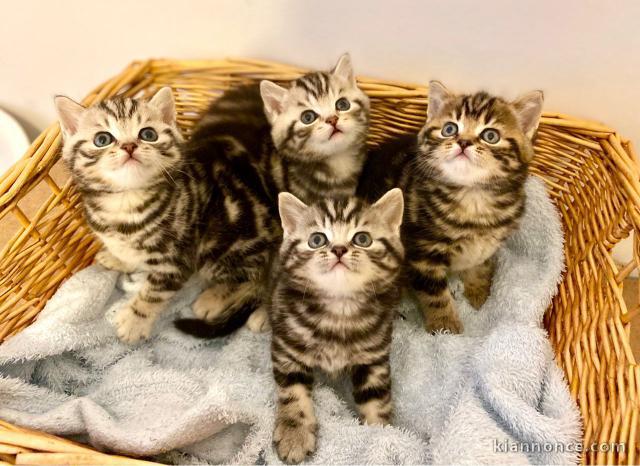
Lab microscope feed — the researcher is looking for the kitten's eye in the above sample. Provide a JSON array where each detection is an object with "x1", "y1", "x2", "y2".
[
  {"x1": 139, "y1": 127, "x2": 158, "y2": 142},
  {"x1": 335, "y1": 98, "x2": 351, "y2": 111},
  {"x1": 93, "y1": 132, "x2": 114, "y2": 147},
  {"x1": 441, "y1": 122, "x2": 458, "y2": 137},
  {"x1": 352, "y1": 232, "x2": 373, "y2": 248},
  {"x1": 300, "y1": 110, "x2": 318, "y2": 125},
  {"x1": 480, "y1": 128, "x2": 500, "y2": 144},
  {"x1": 308, "y1": 232, "x2": 328, "y2": 249}
]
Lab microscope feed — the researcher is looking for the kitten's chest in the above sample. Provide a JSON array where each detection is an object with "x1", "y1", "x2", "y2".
[
  {"x1": 449, "y1": 235, "x2": 503, "y2": 271},
  {"x1": 97, "y1": 233, "x2": 150, "y2": 268},
  {"x1": 312, "y1": 343, "x2": 356, "y2": 373},
  {"x1": 411, "y1": 186, "x2": 520, "y2": 270},
  {"x1": 87, "y1": 191, "x2": 158, "y2": 268},
  {"x1": 298, "y1": 300, "x2": 376, "y2": 373},
  {"x1": 445, "y1": 188, "x2": 500, "y2": 223}
]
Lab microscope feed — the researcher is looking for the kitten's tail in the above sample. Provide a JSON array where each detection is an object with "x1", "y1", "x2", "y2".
[{"x1": 174, "y1": 298, "x2": 259, "y2": 339}]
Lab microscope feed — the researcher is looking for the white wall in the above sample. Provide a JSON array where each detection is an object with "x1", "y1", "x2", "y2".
[
  {"x1": 1, "y1": 0, "x2": 639, "y2": 261},
  {"x1": 2, "y1": 0, "x2": 639, "y2": 142}
]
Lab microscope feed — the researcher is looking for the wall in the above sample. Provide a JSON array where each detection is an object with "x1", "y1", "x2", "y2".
[
  {"x1": 1, "y1": 0, "x2": 639, "y2": 260},
  {"x1": 2, "y1": 0, "x2": 639, "y2": 140}
]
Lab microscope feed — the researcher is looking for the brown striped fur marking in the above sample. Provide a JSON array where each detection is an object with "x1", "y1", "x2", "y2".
[
  {"x1": 55, "y1": 88, "x2": 207, "y2": 343},
  {"x1": 358, "y1": 81, "x2": 543, "y2": 334},
  {"x1": 270, "y1": 189, "x2": 404, "y2": 463},
  {"x1": 176, "y1": 54, "x2": 372, "y2": 339}
]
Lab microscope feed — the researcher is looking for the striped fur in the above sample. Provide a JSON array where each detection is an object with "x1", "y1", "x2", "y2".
[
  {"x1": 270, "y1": 189, "x2": 404, "y2": 463},
  {"x1": 55, "y1": 88, "x2": 210, "y2": 343},
  {"x1": 175, "y1": 54, "x2": 371, "y2": 338},
  {"x1": 358, "y1": 82, "x2": 543, "y2": 334}
]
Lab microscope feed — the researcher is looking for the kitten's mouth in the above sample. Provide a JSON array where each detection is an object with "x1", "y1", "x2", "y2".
[
  {"x1": 451, "y1": 149, "x2": 471, "y2": 160},
  {"x1": 122, "y1": 154, "x2": 142, "y2": 166},
  {"x1": 330, "y1": 260, "x2": 350, "y2": 271},
  {"x1": 329, "y1": 127, "x2": 343, "y2": 139},
  {"x1": 446, "y1": 151, "x2": 474, "y2": 164}
]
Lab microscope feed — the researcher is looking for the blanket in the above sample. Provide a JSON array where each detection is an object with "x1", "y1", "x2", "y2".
[{"x1": 0, "y1": 177, "x2": 582, "y2": 464}]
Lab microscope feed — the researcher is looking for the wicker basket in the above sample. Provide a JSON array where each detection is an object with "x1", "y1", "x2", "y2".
[{"x1": 0, "y1": 58, "x2": 638, "y2": 465}]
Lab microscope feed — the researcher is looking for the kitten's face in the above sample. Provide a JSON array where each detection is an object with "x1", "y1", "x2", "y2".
[
  {"x1": 261, "y1": 54, "x2": 370, "y2": 161},
  {"x1": 418, "y1": 82, "x2": 543, "y2": 187},
  {"x1": 55, "y1": 88, "x2": 183, "y2": 191},
  {"x1": 278, "y1": 189, "x2": 404, "y2": 297}
]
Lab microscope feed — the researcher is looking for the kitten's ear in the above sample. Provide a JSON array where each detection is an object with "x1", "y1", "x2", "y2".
[
  {"x1": 512, "y1": 90, "x2": 544, "y2": 139},
  {"x1": 54, "y1": 96, "x2": 85, "y2": 137},
  {"x1": 149, "y1": 87, "x2": 176, "y2": 125},
  {"x1": 260, "y1": 80, "x2": 288, "y2": 121},
  {"x1": 332, "y1": 53, "x2": 355, "y2": 85},
  {"x1": 427, "y1": 80, "x2": 453, "y2": 122},
  {"x1": 371, "y1": 188, "x2": 404, "y2": 233},
  {"x1": 278, "y1": 192, "x2": 308, "y2": 236}
]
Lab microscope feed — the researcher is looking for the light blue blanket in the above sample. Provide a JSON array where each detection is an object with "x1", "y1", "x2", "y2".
[{"x1": 0, "y1": 177, "x2": 581, "y2": 464}]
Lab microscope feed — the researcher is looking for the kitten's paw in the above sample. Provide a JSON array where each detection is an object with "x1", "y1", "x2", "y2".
[
  {"x1": 192, "y1": 284, "x2": 230, "y2": 321},
  {"x1": 114, "y1": 305, "x2": 153, "y2": 344},
  {"x1": 465, "y1": 287, "x2": 490, "y2": 309},
  {"x1": 360, "y1": 409, "x2": 393, "y2": 426},
  {"x1": 95, "y1": 249, "x2": 134, "y2": 273},
  {"x1": 424, "y1": 310, "x2": 463, "y2": 334},
  {"x1": 246, "y1": 307, "x2": 270, "y2": 333},
  {"x1": 273, "y1": 420, "x2": 316, "y2": 464}
]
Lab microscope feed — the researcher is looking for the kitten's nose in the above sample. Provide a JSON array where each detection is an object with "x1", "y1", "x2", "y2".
[
  {"x1": 121, "y1": 143, "x2": 138, "y2": 155},
  {"x1": 458, "y1": 139, "x2": 472, "y2": 150},
  {"x1": 331, "y1": 245, "x2": 347, "y2": 258},
  {"x1": 326, "y1": 115, "x2": 338, "y2": 126}
]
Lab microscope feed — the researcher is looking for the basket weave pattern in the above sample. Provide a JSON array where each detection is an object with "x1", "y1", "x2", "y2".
[{"x1": 0, "y1": 59, "x2": 638, "y2": 465}]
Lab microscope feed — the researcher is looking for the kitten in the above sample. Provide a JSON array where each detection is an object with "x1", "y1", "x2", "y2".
[
  {"x1": 175, "y1": 54, "x2": 371, "y2": 337},
  {"x1": 54, "y1": 88, "x2": 210, "y2": 343},
  {"x1": 358, "y1": 81, "x2": 543, "y2": 334},
  {"x1": 56, "y1": 56, "x2": 369, "y2": 344},
  {"x1": 270, "y1": 189, "x2": 404, "y2": 464}
]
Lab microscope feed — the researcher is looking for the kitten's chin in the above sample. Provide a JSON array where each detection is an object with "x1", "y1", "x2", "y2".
[
  {"x1": 313, "y1": 267, "x2": 368, "y2": 297},
  {"x1": 311, "y1": 132, "x2": 360, "y2": 157},
  {"x1": 103, "y1": 164, "x2": 157, "y2": 191},
  {"x1": 437, "y1": 158, "x2": 493, "y2": 187}
]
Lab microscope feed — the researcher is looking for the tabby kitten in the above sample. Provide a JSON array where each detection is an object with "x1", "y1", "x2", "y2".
[
  {"x1": 358, "y1": 81, "x2": 543, "y2": 334},
  {"x1": 55, "y1": 88, "x2": 209, "y2": 343},
  {"x1": 176, "y1": 54, "x2": 371, "y2": 337},
  {"x1": 270, "y1": 189, "x2": 404, "y2": 464}
]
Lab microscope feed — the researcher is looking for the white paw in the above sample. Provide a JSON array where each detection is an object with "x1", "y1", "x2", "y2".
[
  {"x1": 95, "y1": 249, "x2": 134, "y2": 273},
  {"x1": 114, "y1": 305, "x2": 154, "y2": 344},
  {"x1": 274, "y1": 420, "x2": 316, "y2": 464},
  {"x1": 246, "y1": 307, "x2": 270, "y2": 333},
  {"x1": 192, "y1": 286, "x2": 227, "y2": 321}
]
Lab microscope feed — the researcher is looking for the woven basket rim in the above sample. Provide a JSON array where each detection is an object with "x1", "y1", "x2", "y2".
[
  {"x1": 0, "y1": 57, "x2": 635, "y2": 218},
  {"x1": 1, "y1": 57, "x2": 639, "y2": 465}
]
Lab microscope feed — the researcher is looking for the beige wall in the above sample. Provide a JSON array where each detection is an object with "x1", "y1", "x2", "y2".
[
  {"x1": 2, "y1": 0, "x2": 639, "y2": 260},
  {"x1": 2, "y1": 0, "x2": 639, "y2": 140}
]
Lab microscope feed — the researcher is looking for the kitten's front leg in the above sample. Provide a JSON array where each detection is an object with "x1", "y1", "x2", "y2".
[
  {"x1": 352, "y1": 357, "x2": 393, "y2": 425},
  {"x1": 410, "y1": 259, "x2": 463, "y2": 334},
  {"x1": 272, "y1": 356, "x2": 317, "y2": 464},
  {"x1": 246, "y1": 305, "x2": 271, "y2": 333},
  {"x1": 115, "y1": 270, "x2": 187, "y2": 343},
  {"x1": 95, "y1": 248, "x2": 135, "y2": 273},
  {"x1": 460, "y1": 257, "x2": 495, "y2": 309}
]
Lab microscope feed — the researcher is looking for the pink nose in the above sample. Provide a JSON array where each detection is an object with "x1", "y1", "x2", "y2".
[
  {"x1": 331, "y1": 245, "x2": 347, "y2": 258},
  {"x1": 458, "y1": 139, "x2": 472, "y2": 150},
  {"x1": 121, "y1": 143, "x2": 137, "y2": 155},
  {"x1": 326, "y1": 115, "x2": 338, "y2": 126}
]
